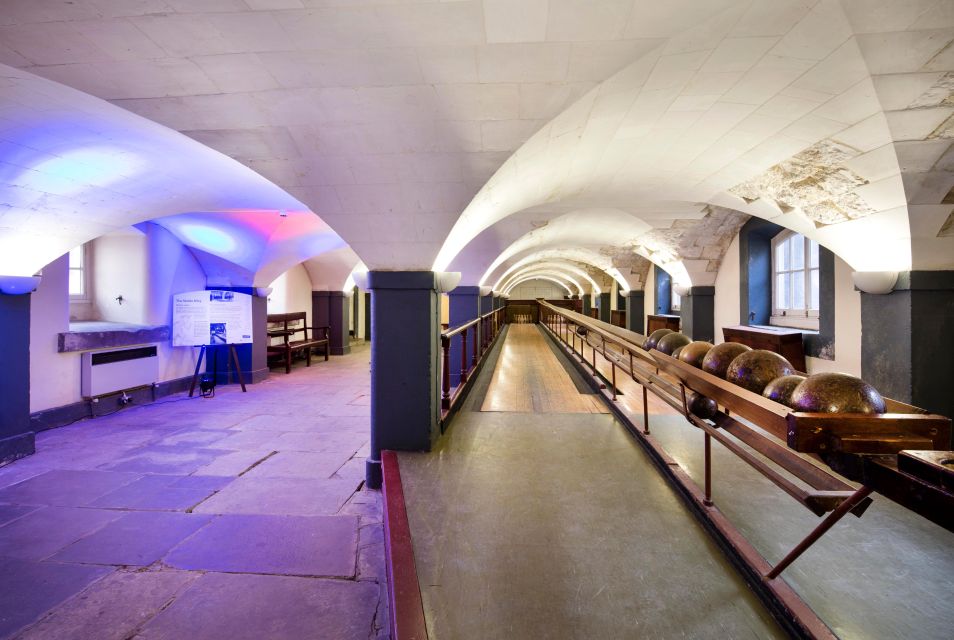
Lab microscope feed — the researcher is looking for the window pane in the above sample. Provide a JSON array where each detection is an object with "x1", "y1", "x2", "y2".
[
  {"x1": 671, "y1": 290, "x2": 681, "y2": 309},
  {"x1": 809, "y1": 239, "x2": 819, "y2": 269},
  {"x1": 791, "y1": 235, "x2": 804, "y2": 270},
  {"x1": 793, "y1": 269, "x2": 805, "y2": 310},
  {"x1": 776, "y1": 273, "x2": 789, "y2": 309},
  {"x1": 776, "y1": 239, "x2": 789, "y2": 271},
  {"x1": 69, "y1": 269, "x2": 84, "y2": 296},
  {"x1": 69, "y1": 246, "x2": 83, "y2": 268},
  {"x1": 810, "y1": 269, "x2": 819, "y2": 310}
]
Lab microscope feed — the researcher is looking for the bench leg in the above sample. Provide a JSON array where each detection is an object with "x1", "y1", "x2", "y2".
[
  {"x1": 324, "y1": 343, "x2": 329, "y2": 361},
  {"x1": 305, "y1": 347, "x2": 311, "y2": 367},
  {"x1": 284, "y1": 347, "x2": 291, "y2": 375}
]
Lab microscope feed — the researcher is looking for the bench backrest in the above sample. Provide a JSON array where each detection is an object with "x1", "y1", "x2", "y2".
[{"x1": 267, "y1": 311, "x2": 310, "y2": 341}]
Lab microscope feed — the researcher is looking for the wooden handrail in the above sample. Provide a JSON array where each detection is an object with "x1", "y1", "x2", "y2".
[{"x1": 439, "y1": 306, "x2": 506, "y2": 415}]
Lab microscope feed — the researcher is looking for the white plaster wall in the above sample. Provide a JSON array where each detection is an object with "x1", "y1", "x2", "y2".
[
  {"x1": 610, "y1": 280, "x2": 618, "y2": 311},
  {"x1": 806, "y1": 255, "x2": 861, "y2": 377},
  {"x1": 93, "y1": 229, "x2": 148, "y2": 325},
  {"x1": 30, "y1": 224, "x2": 210, "y2": 413},
  {"x1": 30, "y1": 254, "x2": 81, "y2": 413},
  {"x1": 711, "y1": 233, "x2": 861, "y2": 376},
  {"x1": 509, "y1": 280, "x2": 566, "y2": 299},
  {"x1": 713, "y1": 235, "x2": 741, "y2": 344},
  {"x1": 267, "y1": 263, "x2": 314, "y2": 326},
  {"x1": 355, "y1": 288, "x2": 367, "y2": 340},
  {"x1": 440, "y1": 293, "x2": 449, "y2": 326},
  {"x1": 144, "y1": 223, "x2": 208, "y2": 383}
]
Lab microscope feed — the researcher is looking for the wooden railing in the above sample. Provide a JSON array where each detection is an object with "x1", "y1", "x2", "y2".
[
  {"x1": 538, "y1": 300, "x2": 952, "y2": 598},
  {"x1": 440, "y1": 306, "x2": 506, "y2": 415}
]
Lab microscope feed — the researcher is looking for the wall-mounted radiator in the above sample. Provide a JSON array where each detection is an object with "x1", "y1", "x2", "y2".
[{"x1": 81, "y1": 346, "x2": 159, "y2": 398}]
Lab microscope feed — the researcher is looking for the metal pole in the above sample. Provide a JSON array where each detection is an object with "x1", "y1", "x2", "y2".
[
  {"x1": 642, "y1": 385, "x2": 650, "y2": 435},
  {"x1": 766, "y1": 486, "x2": 874, "y2": 580},
  {"x1": 611, "y1": 362, "x2": 617, "y2": 401},
  {"x1": 460, "y1": 329, "x2": 468, "y2": 384},
  {"x1": 704, "y1": 433, "x2": 713, "y2": 507}
]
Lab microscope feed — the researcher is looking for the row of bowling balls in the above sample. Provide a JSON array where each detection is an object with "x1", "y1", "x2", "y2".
[{"x1": 642, "y1": 328, "x2": 886, "y2": 417}]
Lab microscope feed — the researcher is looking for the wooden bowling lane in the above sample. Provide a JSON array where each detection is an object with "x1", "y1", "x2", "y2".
[{"x1": 481, "y1": 324, "x2": 607, "y2": 414}]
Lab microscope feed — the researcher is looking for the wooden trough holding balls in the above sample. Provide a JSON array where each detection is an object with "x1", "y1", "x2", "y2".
[
  {"x1": 648, "y1": 337, "x2": 952, "y2": 528},
  {"x1": 537, "y1": 302, "x2": 954, "y2": 634}
]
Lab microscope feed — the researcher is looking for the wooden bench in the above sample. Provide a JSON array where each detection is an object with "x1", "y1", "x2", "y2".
[{"x1": 266, "y1": 312, "x2": 329, "y2": 374}]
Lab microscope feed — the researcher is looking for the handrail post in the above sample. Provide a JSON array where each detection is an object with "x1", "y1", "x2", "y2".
[
  {"x1": 472, "y1": 321, "x2": 479, "y2": 367},
  {"x1": 441, "y1": 335, "x2": 450, "y2": 410},
  {"x1": 460, "y1": 329, "x2": 468, "y2": 384}
]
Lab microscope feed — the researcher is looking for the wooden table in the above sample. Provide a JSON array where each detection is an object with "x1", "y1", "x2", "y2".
[{"x1": 722, "y1": 325, "x2": 807, "y2": 372}]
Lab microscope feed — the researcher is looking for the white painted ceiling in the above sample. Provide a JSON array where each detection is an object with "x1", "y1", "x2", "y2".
[{"x1": 0, "y1": 0, "x2": 952, "y2": 287}]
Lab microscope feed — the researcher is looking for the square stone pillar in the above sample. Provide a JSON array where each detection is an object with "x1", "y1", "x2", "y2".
[
  {"x1": 312, "y1": 291, "x2": 351, "y2": 355},
  {"x1": 447, "y1": 286, "x2": 480, "y2": 387},
  {"x1": 598, "y1": 292, "x2": 611, "y2": 323},
  {"x1": 680, "y1": 286, "x2": 715, "y2": 342},
  {"x1": 626, "y1": 290, "x2": 645, "y2": 334},
  {"x1": 366, "y1": 272, "x2": 441, "y2": 488},
  {"x1": 583, "y1": 294, "x2": 592, "y2": 315},
  {"x1": 0, "y1": 294, "x2": 35, "y2": 464},
  {"x1": 861, "y1": 272, "x2": 954, "y2": 429}
]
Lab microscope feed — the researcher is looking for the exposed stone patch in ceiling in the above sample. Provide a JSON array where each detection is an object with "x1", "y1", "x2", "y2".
[
  {"x1": 598, "y1": 248, "x2": 651, "y2": 290},
  {"x1": 729, "y1": 141, "x2": 875, "y2": 228},
  {"x1": 627, "y1": 205, "x2": 748, "y2": 276},
  {"x1": 938, "y1": 209, "x2": 954, "y2": 237},
  {"x1": 928, "y1": 113, "x2": 954, "y2": 140},
  {"x1": 908, "y1": 72, "x2": 954, "y2": 110}
]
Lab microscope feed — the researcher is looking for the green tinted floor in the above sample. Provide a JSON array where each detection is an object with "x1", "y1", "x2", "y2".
[{"x1": 398, "y1": 328, "x2": 784, "y2": 639}]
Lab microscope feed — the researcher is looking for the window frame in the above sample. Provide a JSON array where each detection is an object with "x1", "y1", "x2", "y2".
[
  {"x1": 68, "y1": 244, "x2": 91, "y2": 302},
  {"x1": 670, "y1": 287, "x2": 681, "y2": 312},
  {"x1": 770, "y1": 230, "x2": 819, "y2": 331}
]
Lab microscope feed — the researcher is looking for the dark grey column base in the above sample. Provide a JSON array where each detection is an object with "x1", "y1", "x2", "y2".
[
  {"x1": 0, "y1": 432, "x2": 35, "y2": 466},
  {"x1": 331, "y1": 345, "x2": 352, "y2": 356},
  {"x1": 213, "y1": 365, "x2": 269, "y2": 386},
  {"x1": 627, "y1": 291, "x2": 645, "y2": 334},
  {"x1": 366, "y1": 457, "x2": 382, "y2": 489},
  {"x1": 680, "y1": 286, "x2": 715, "y2": 342},
  {"x1": 861, "y1": 271, "x2": 954, "y2": 429}
]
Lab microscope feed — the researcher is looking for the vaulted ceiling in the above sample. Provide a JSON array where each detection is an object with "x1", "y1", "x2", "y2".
[{"x1": 1, "y1": 0, "x2": 952, "y2": 288}]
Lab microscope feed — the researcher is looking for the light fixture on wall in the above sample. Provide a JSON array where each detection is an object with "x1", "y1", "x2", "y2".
[
  {"x1": 0, "y1": 275, "x2": 42, "y2": 295},
  {"x1": 852, "y1": 271, "x2": 898, "y2": 295},
  {"x1": 672, "y1": 284, "x2": 690, "y2": 297},
  {"x1": 436, "y1": 272, "x2": 461, "y2": 293}
]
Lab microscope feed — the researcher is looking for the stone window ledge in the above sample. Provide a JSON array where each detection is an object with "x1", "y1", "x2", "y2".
[{"x1": 58, "y1": 322, "x2": 170, "y2": 353}]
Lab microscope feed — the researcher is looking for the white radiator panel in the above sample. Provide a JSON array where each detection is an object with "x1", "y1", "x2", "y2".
[{"x1": 81, "y1": 346, "x2": 159, "y2": 397}]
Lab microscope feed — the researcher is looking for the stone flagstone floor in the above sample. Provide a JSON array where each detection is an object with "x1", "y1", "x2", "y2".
[{"x1": 0, "y1": 342, "x2": 386, "y2": 640}]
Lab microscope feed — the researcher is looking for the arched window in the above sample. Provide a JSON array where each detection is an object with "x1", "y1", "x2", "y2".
[{"x1": 771, "y1": 231, "x2": 819, "y2": 330}]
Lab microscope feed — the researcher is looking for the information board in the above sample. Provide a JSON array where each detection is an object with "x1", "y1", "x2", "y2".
[{"x1": 172, "y1": 290, "x2": 254, "y2": 347}]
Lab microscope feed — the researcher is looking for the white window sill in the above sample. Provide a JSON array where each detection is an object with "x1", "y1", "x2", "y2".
[{"x1": 769, "y1": 315, "x2": 819, "y2": 331}]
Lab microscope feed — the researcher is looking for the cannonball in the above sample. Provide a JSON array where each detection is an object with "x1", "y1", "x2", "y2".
[
  {"x1": 762, "y1": 375, "x2": 806, "y2": 408},
  {"x1": 790, "y1": 372, "x2": 886, "y2": 414},
  {"x1": 656, "y1": 332, "x2": 692, "y2": 356},
  {"x1": 687, "y1": 391, "x2": 718, "y2": 420},
  {"x1": 672, "y1": 346, "x2": 685, "y2": 359},
  {"x1": 701, "y1": 342, "x2": 752, "y2": 379},
  {"x1": 643, "y1": 328, "x2": 673, "y2": 351},
  {"x1": 726, "y1": 350, "x2": 795, "y2": 395},
  {"x1": 678, "y1": 341, "x2": 714, "y2": 368}
]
